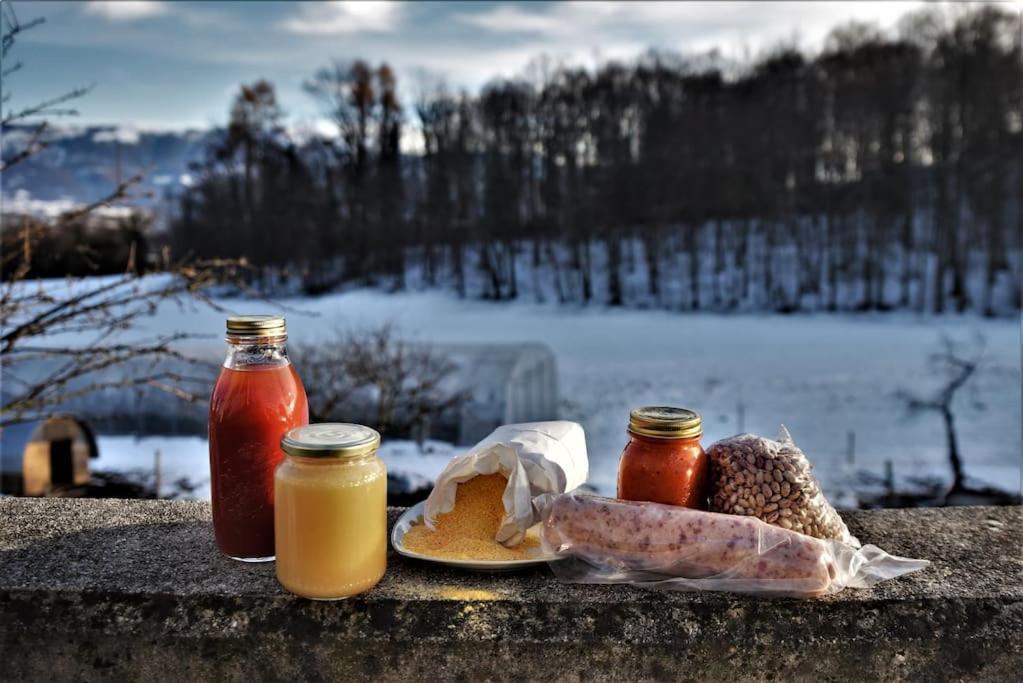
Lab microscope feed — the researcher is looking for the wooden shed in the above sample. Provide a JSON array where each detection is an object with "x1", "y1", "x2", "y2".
[{"x1": 1, "y1": 416, "x2": 99, "y2": 496}]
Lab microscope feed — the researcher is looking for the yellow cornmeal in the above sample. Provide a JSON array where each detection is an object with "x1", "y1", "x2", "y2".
[{"x1": 403, "y1": 474, "x2": 540, "y2": 561}]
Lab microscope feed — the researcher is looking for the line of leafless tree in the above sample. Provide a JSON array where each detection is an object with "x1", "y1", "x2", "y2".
[{"x1": 170, "y1": 5, "x2": 1022, "y2": 315}]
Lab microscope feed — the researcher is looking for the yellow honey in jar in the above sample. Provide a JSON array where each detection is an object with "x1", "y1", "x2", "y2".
[{"x1": 274, "y1": 423, "x2": 387, "y2": 600}]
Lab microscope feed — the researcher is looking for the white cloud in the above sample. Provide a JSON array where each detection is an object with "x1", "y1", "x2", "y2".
[
  {"x1": 460, "y1": 5, "x2": 562, "y2": 34},
  {"x1": 53, "y1": 0, "x2": 937, "y2": 129},
  {"x1": 457, "y1": 1, "x2": 927, "y2": 58},
  {"x1": 280, "y1": 1, "x2": 404, "y2": 35},
  {"x1": 83, "y1": 1, "x2": 169, "y2": 22}
]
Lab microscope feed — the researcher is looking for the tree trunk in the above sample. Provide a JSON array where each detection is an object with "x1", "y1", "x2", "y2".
[
  {"x1": 574, "y1": 241, "x2": 592, "y2": 303},
  {"x1": 607, "y1": 236, "x2": 623, "y2": 306},
  {"x1": 933, "y1": 181, "x2": 948, "y2": 315},
  {"x1": 942, "y1": 406, "x2": 965, "y2": 494},
  {"x1": 645, "y1": 229, "x2": 660, "y2": 300},
  {"x1": 862, "y1": 215, "x2": 874, "y2": 310},
  {"x1": 452, "y1": 242, "x2": 465, "y2": 298},
  {"x1": 480, "y1": 245, "x2": 501, "y2": 300},
  {"x1": 763, "y1": 221, "x2": 773, "y2": 310},
  {"x1": 548, "y1": 242, "x2": 566, "y2": 304},
  {"x1": 874, "y1": 216, "x2": 886, "y2": 309},
  {"x1": 689, "y1": 224, "x2": 700, "y2": 310},
  {"x1": 507, "y1": 242, "x2": 518, "y2": 299},
  {"x1": 739, "y1": 219, "x2": 751, "y2": 306},
  {"x1": 827, "y1": 214, "x2": 838, "y2": 312},
  {"x1": 713, "y1": 220, "x2": 724, "y2": 308},
  {"x1": 950, "y1": 248, "x2": 967, "y2": 313},
  {"x1": 900, "y1": 213, "x2": 913, "y2": 309}
]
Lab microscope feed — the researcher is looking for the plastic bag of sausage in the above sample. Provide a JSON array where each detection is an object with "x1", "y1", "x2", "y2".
[{"x1": 538, "y1": 492, "x2": 928, "y2": 598}]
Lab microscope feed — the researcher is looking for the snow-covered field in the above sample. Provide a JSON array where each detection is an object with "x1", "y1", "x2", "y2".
[
  {"x1": 95, "y1": 434, "x2": 457, "y2": 500},
  {"x1": 88, "y1": 286, "x2": 1022, "y2": 501}
]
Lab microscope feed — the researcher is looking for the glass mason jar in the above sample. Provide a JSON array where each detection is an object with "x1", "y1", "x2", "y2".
[
  {"x1": 275, "y1": 423, "x2": 388, "y2": 600},
  {"x1": 617, "y1": 406, "x2": 707, "y2": 509},
  {"x1": 208, "y1": 315, "x2": 309, "y2": 562}
]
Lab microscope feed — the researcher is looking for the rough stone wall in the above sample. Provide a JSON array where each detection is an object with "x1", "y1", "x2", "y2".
[{"x1": 1, "y1": 499, "x2": 1020, "y2": 681}]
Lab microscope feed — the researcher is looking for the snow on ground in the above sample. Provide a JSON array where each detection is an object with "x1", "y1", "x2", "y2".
[
  {"x1": 61, "y1": 284, "x2": 1023, "y2": 499},
  {"x1": 95, "y1": 435, "x2": 458, "y2": 501},
  {"x1": 95, "y1": 435, "x2": 210, "y2": 499}
]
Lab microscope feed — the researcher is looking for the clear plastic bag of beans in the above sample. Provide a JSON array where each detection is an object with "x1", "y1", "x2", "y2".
[{"x1": 707, "y1": 427, "x2": 859, "y2": 547}]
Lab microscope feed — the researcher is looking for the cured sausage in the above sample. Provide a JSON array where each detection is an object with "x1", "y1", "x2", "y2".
[{"x1": 541, "y1": 493, "x2": 838, "y2": 594}]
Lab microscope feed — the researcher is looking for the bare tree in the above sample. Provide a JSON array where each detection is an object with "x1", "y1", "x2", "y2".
[
  {"x1": 166, "y1": 5, "x2": 1022, "y2": 317},
  {"x1": 896, "y1": 334, "x2": 986, "y2": 497},
  {"x1": 0, "y1": 236, "x2": 249, "y2": 427},
  {"x1": 1, "y1": 3, "x2": 249, "y2": 428},
  {"x1": 295, "y1": 325, "x2": 468, "y2": 441},
  {"x1": 303, "y1": 59, "x2": 376, "y2": 168},
  {"x1": 2, "y1": 3, "x2": 91, "y2": 170}
]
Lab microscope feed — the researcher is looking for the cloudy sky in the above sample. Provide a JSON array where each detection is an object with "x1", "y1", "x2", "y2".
[{"x1": 6, "y1": 0, "x2": 951, "y2": 130}]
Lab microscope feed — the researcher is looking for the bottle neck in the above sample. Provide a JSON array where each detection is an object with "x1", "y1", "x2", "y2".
[{"x1": 224, "y1": 334, "x2": 290, "y2": 370}]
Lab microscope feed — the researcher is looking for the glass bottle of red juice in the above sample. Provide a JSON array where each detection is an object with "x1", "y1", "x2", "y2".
[{"x1": 209, "y1": 315, "x2": 308, "y2": 561}]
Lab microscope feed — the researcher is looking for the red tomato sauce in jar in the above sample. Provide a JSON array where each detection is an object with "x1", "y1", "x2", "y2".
[
  {"x1": 617, "y1": 406, "x2": 707, "y2": 509},
  {"x1": 209, "y1": 316, "x2": 308, "y2": 561}
]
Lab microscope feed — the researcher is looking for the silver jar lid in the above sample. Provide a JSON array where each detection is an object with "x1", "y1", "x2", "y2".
[
  {"x1": 628, "y1": 406, "x2": 703, "y2": 439},
  {"x1": 225, "y1": 315, "x2": 286, "y2": 338},
  {"x1": 280, "y1": 423, "x2": 381, "y2": 459}
]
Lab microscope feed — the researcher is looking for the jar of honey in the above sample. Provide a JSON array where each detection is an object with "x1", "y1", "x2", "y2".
[
  {"x1": 209, "y1": 315, "x2": 308, "y2": 562},
  {"x1": 617, "y1": 407, "x2": 707, "y2": 508},
  {"x1": 274, "y1": 423, "x2": 387, "y2": 600}
]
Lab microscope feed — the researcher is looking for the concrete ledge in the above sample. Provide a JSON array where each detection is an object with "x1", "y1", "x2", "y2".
[{"x1": 1, "y1": 499, "x2": 1020, "y2": 681}]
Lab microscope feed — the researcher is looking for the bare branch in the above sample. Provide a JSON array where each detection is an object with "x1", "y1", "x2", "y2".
[
  {"x1": 2, "y1": 14, "x2": 44, "y2": 60},
  {"x1": 0, "y1": 4, "x2": 256, "y2": 427},
  {"x1": 1, "y1": 84, "x2": 93, "y2": 126},
  {"x1": 54, "y1": 171, "x2": 145, "y2": 225},
  {"x1": 295, "y1": 325, "x2": 467, "y2": 438},
  {"x1": 2, "y1": 60, "x2": 22, "y2": 78},
  {"x1": 0, "y1": 120, "x2": 47, "y2": 171},
  {"x1": 1, "y1": 252, "x2": 254, "y2": 425},
  {"x1": 897, "y1": 334, "x2": 986, "y2": 494}
]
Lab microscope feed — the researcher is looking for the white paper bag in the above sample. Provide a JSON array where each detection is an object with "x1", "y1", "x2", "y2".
[{"x1": 423, "y1": 421, "x2": 589, "y2": 546}]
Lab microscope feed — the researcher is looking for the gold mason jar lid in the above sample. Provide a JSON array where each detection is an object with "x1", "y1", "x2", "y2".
[
  {"x1": 281, "y1": 423, "x2": 381, "y2": 459},
  {"x1": 225, "y1": 314, "x2": 286, "y2": 338},
  {"x1": 628, "y1": 406, "x2": 702, "y2": 439}
]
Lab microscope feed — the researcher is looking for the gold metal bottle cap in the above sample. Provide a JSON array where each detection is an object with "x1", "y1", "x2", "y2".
[
  {"x1": 281, "y1": 423, "x2": 381, "y2": 459},
  {"x1": 628, "y1": 406, "x2": 703, "y2": 439},
  {"x1": 225, "y1": 315, "x2": 286, "y2": 338}
]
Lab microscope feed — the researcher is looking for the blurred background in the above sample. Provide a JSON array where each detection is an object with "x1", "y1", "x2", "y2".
[{"x1": 1, "y1": 1, "x2": 1020, "y2": 507}]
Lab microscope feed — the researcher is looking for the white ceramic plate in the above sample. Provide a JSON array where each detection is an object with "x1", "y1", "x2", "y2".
[{"x1": 391, "y1": 501, "x2": 558, "y2": 572}]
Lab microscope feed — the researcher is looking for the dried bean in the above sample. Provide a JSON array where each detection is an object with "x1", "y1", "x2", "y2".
[{"x1": 705, "y1": 430, "x2": 858, "y2": 546}]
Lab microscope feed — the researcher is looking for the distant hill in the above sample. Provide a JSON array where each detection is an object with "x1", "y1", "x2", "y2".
[{"x1": 1, "y1": 125, "x2": 218, "y2": 225}]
